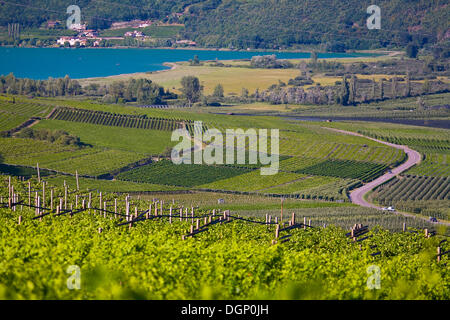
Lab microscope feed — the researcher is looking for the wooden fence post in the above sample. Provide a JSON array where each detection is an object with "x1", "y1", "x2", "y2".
[
  {"x1": 75, "y1": 195, "x2": 78, "y2": 208},
  {"x1": 64, "y1": 185, "x2": 68, "y2": 210},
  {"x1": 8, "y1": 176, "x2": 11, "y2": 209},
  {"x1": 99, "y1": 192, "x2": 102, "y2": 210},
  {"x1": 437, "y1": 246, "x2": 441, "y2": 263},
  {"x1": 281, "y1": 197, "x2": 283, "y2": 222},
  {"x1": 402, "y1": 222, "x2": 406, "y2": 232},
  {"x1": 291, "y1": 212, "x2": 295, "y2": 226},
  {"x1": 424, "y1": 229, "x2": 428, "y2": 238},
  {"x1": 28, "y1": 180, "x2": 31, "y2": 206},
  {"x1": 169, "y1": 206, "x2": 172, "y2": 224},
  {"x1": 42, "y1": 182, "x2": 45, "y2": 208},
  {"x1": 50, "y1": 189, "x2": 53, "y2": 210},
  {"x1": 303, "y1": 217, "x2": 306, "y2": 229},
  {"x1": 11, "y1": 185, "x2": 14, "y2": 210},
  {"x1": 114, "y1": 199, "x2": 117, "y2": 218},
  {"x1": 18, "y1": 216, "x2": 22, "y2": 225},
  {"x1": 196, "y1": 218, "x2": 200, "y2": 230}
]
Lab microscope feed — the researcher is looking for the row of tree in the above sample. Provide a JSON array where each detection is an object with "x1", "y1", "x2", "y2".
[
  {"x1": 0, "y1": 74, "x2": 82, "y2": 97},
  {"x1": 0, "y1": 74, "x2": 176, "y2": 105},
  {"x1": 258, "y1": 76, "x2": 449, "y2": 106}
]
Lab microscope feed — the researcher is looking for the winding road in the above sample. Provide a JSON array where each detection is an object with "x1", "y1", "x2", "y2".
[
  {"x1": 323, "y1": 127, "x2": 450, "y2": 226},
  {"x1": 320, "y1": 127, "x2": 449, "y2": 222}
]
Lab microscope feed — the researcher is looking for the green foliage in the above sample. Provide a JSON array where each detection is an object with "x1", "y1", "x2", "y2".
[
  {"x1": 49, "y1": 107, "x2": 183, "y2": 132},
  {"x1": 297, "y1": 159, "x2": 388, "y2": 182},
  {"x1": 0, "y1": 73, "x2": 82, "y2": 97},
  {"x1": 117, "y1": 160, "x2": 252, "y2": 187},
  {"x1": 0, "y1": 187, "x2": 448, "y2": 299},
  {"x1": 250, "y1": 55, "x2": 293, "y2": 69},
  {"x1": 16, "y1": 127, "x2": 84, "y2": 147},
  {"x1": 406, "y1": 44, "x2": 419, "y2": 59},
  {"x1": 180, "y1": 76, "x2": 203, "y2": 105},
  {"x1": 212, "y1": 83, "x2": 224, "y2": 98}
]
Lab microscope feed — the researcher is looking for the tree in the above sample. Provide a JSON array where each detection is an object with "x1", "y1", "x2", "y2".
[
  {"x1": 338, "y1": 76, "x2": 349, "y2": 105},
  {"x1": 371, "y1": 78, "x2": 377, "y2": 101},
  {"x1": 349, "y1": 75, "x2": 356, "y2": 105},
  {"x1": 405, "y1": 73, "x2": 411, "y2": 97},
  {"x1": 310, "y1": 51, "x2": 318, "y2": 63},
  {"x1": 422, "y1": 79, "x2": 430, "y2": 94},
  {"x1": 391, "y1": 77, "x2": 397, "y2": 98},
  {"x1": 213, "y1": 84, "x2": 224, "y2": 98},
  {"x1": 406, "y1": 44, "x2": 419, "y2": 58},
  {"x1": 380, "y1": 79, "x2": 384, "y2": 100},
  {"x1": 180, "y1": 76, "x2": 202, "y2": 106},
  {"x1": 241, "y1": 87, "x2": 249, "y2": 98}
]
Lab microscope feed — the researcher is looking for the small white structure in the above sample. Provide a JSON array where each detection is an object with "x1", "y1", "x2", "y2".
[{"x1": 218, "y1": 199, "x2": 225, "y2": 204}]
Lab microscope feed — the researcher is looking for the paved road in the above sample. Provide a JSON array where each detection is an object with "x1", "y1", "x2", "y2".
[
  {"x1": 323, "y1": 127, "x2": 450, "y2": 226},
  {"x1": 324, "y1": 128, "x2": 422, "y2": 208}
]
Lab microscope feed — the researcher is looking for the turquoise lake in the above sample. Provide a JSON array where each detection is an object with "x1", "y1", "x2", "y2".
[{"x1": 0, "y1": 47, "x2": 378, "y2": 79}]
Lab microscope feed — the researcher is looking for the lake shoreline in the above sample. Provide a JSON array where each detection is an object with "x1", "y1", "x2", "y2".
[{"x1": 0, "y1": 47, "x2": 388, "y2": 80}]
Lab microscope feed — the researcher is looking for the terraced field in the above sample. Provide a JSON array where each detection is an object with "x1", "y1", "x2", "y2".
[
  {"x1": 117, "y1": 160, "x2": 252, "y2": 187},
  {"x1": 372, "y1": 176, "x2": 449, "y2": 202},
  {"x1": 406, "y1": 152, "x2": 449, "y2": 177},
  {"x1": 0, "y1": 138, "x2": 146, "y2": 176},
  {"x1": 0, "y1": 98, "x2": 51, "y2": 131},
  {"x1": 296, "y1": 159, "x2": 388, "y2": 182}
]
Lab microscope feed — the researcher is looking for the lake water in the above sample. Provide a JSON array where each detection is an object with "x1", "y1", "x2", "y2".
[{"x1": 0, "y1": 47, "x2": 378, "y2": 79}]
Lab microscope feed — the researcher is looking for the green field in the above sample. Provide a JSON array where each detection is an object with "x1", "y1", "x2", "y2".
[
  {"x1": 0, "y1": 176, "x2": 448, "y2": 300},
  {"x1": 0, "y1": 97, "x2": 52, "y2": 131},
  {"x1": 34, "y1": 120, "x2": 174, "y2": 155}
]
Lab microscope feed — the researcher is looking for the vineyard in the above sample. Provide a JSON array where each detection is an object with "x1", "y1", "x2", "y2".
[
  {"x1": 0, "y1": 137, "x2": 147, "y2": 177},
  {"x1": 49, "y1": 107, "x2": 184, "y2": 131},
  {"x1": 370, "y1": 175, "x2": 450, "y2": 220},
  {"x1": 0, "y1": 175, "x2": 448, "y2": 299},
  {"x1": 117, "y1": 160, "x2": 253, "y2": 187},
  {"x1": 371, "y1": 175, "x2": 449, "y2": 202},
  {"x1": 0, "y1": 98, "x2": 51, "y2": 132},
  {"x1": 296, "y1": 159, "x2": 388, "y2": 182},
  {"x1": 406, "y1": 152, "x2": 449, "y2": 177}
]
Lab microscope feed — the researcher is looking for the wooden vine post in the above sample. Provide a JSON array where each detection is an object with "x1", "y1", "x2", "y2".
[
  {"x1": 169, "y1": 206, "x2": 172, "y2": 224},
  {"x1": 50, "y1": 189, "x2": 53, "y2": 210},
  {"x1": 36, "y1": 163, "x2": 40, "y2": 183},
  {"x1": 8, "y1": 176, "x2": 11, "y2": 209},
  {"x1": 42, "y1": 182, "x2": 45, "y2": 209},
  {"x1": 64, "y1": 185, "x2": 68, "y2": 210},
  {"x1": 272, "y1": 224, "x2": 280, "y2": 245},
  {"x1": 280, "y1": 197, "x2": 284, "y2": 222},
  {"x1": 28, "y1": 180, "x2": 31, "y2": 206}
]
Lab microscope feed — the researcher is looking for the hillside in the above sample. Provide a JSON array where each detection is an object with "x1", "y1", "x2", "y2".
[{"x1": 0, "y1": 0, "x2": 448, "y2": 49}]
